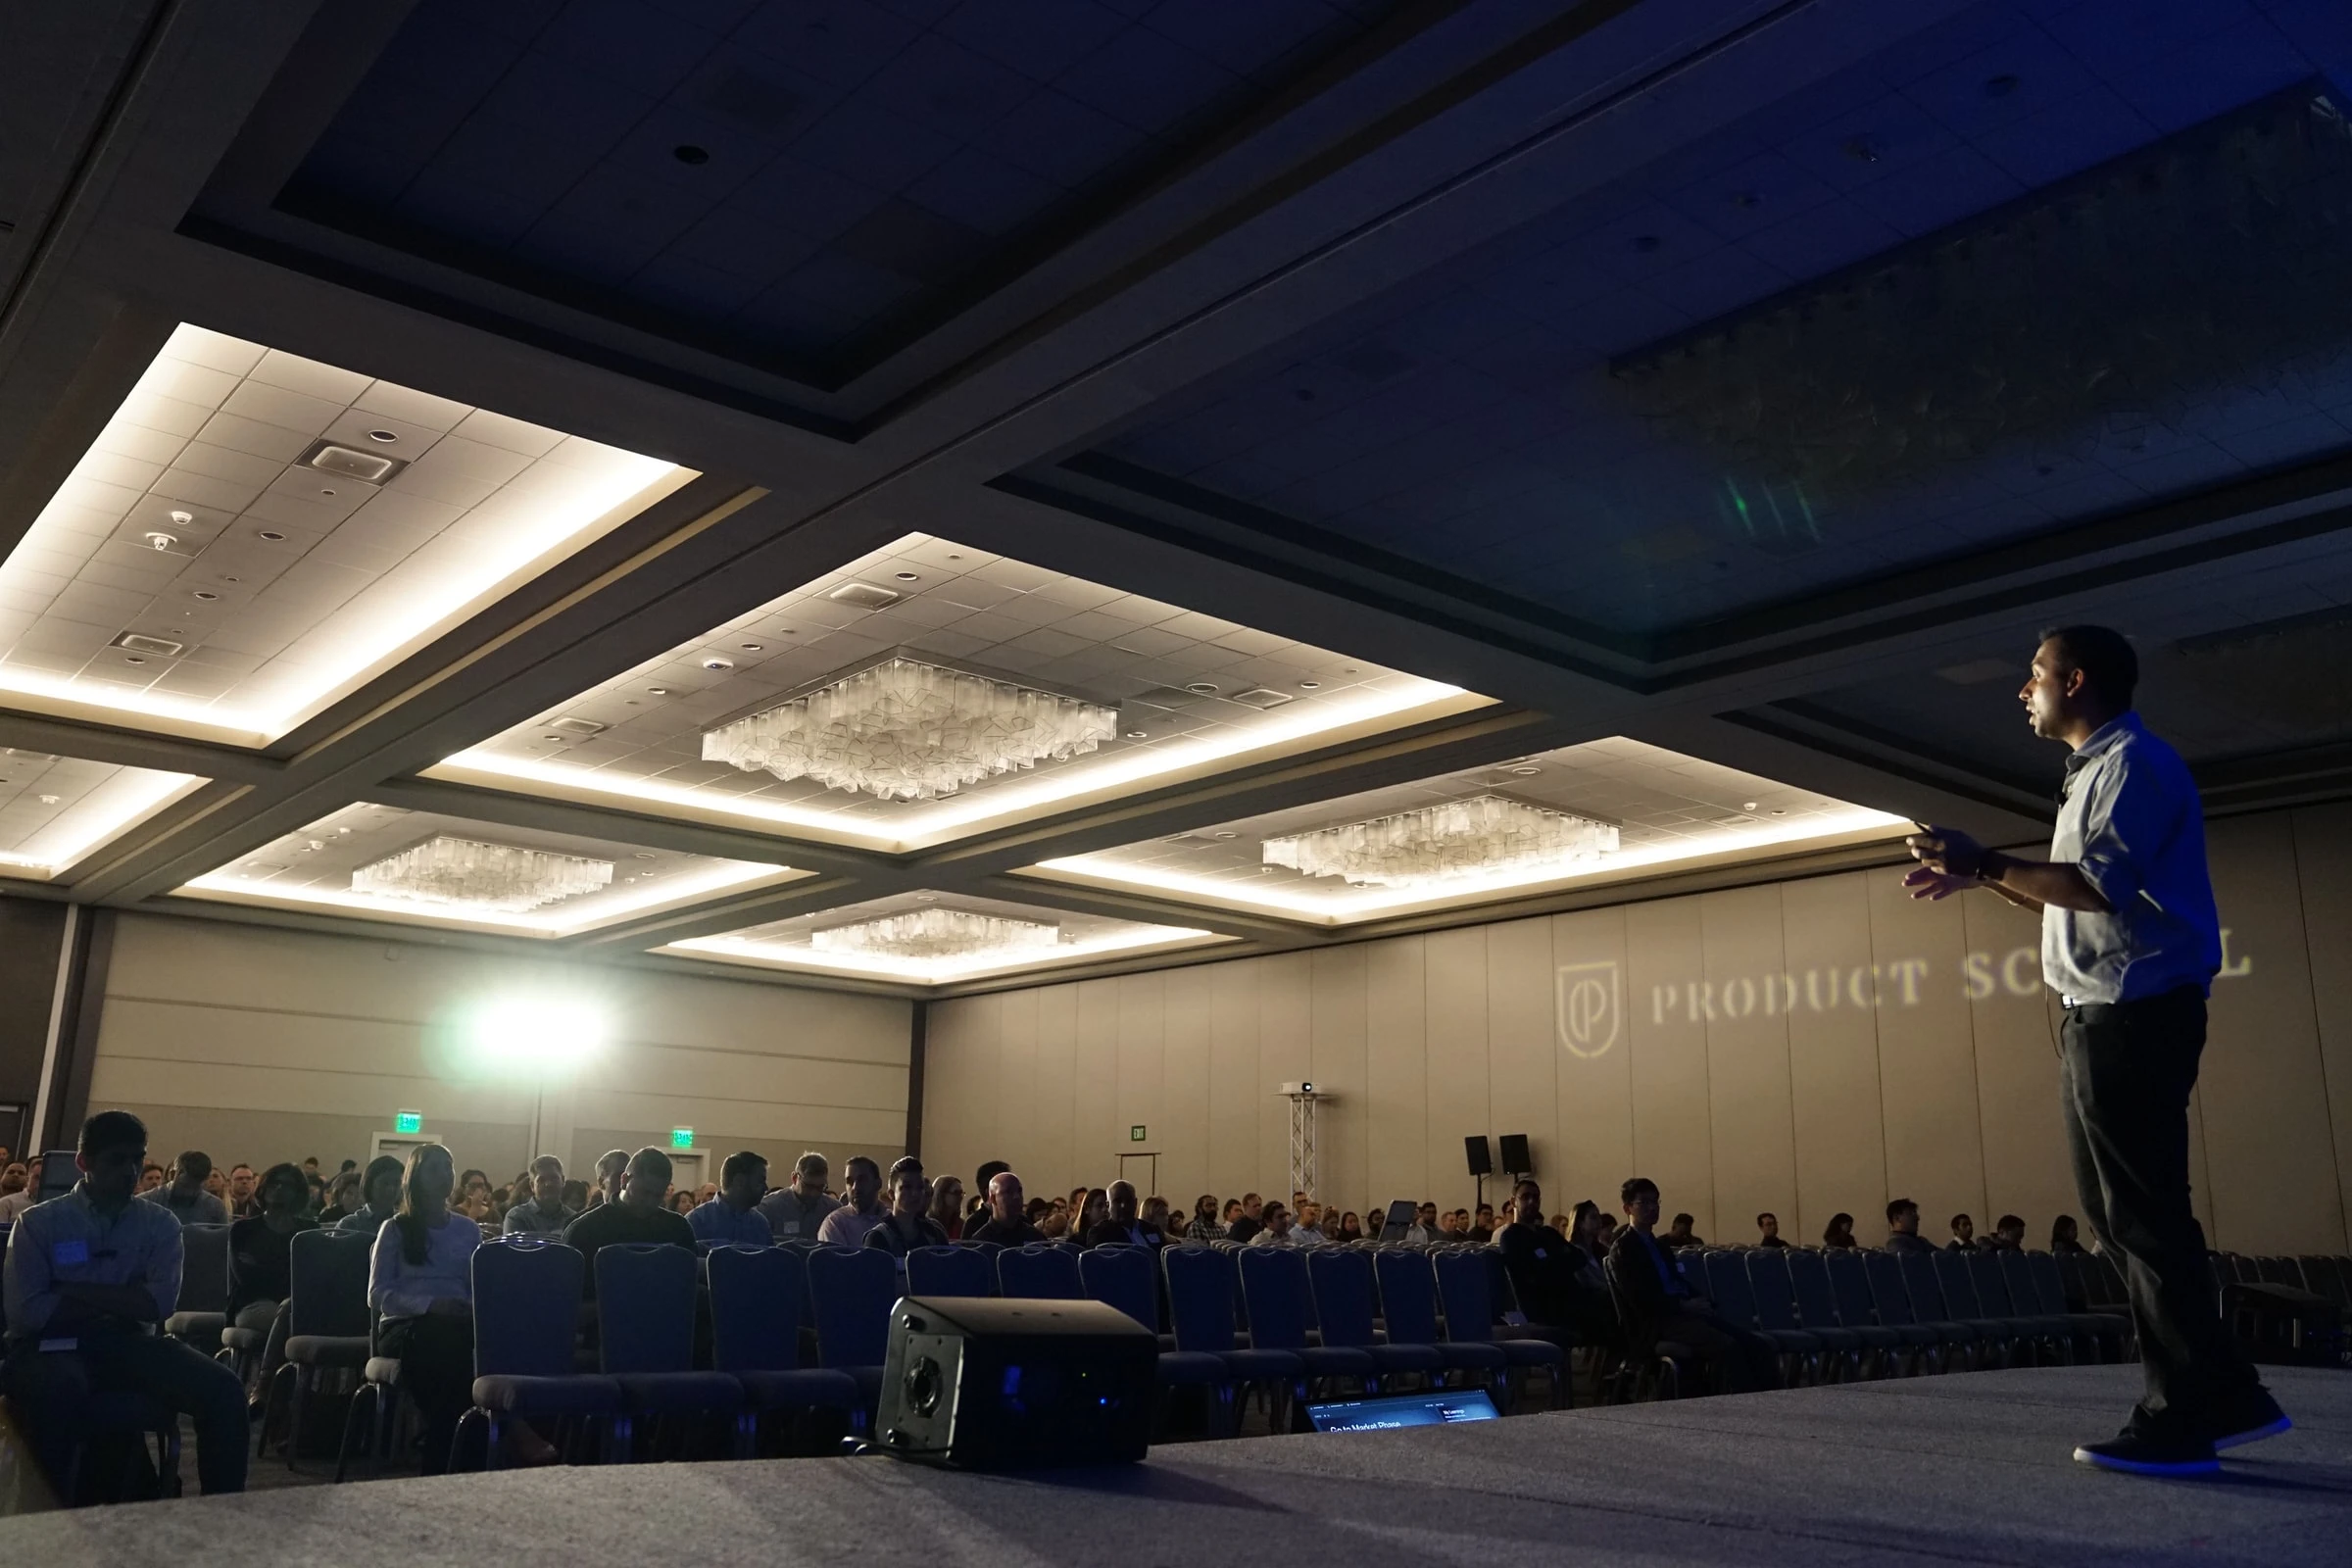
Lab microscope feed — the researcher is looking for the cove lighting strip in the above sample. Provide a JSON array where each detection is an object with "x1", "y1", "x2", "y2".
[
  {"x1": 1033, "y1": 808, "x2": 1913, "y2": 924},
  {"x1": 180, "y1": 856, "x2": 790, "y2": 937},
  {"x1": 665, "y1": 921, "x2": 1223, "y2": 984},
  {"x1": 438, "y1": 677, "x2": 1471, "y2": 850},
  {"x1": 0, "y1": 769, "x2": 207, "y2": 879}
]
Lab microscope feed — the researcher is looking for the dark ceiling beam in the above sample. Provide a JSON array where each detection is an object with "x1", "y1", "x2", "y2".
[{"x1": 0, "y1": 708, "x2": 280, "y2": 783}]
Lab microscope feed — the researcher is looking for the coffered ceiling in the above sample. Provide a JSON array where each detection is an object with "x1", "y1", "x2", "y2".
[{"x1": 0, "y1": 0, "x2": 2343, "y2": 996}]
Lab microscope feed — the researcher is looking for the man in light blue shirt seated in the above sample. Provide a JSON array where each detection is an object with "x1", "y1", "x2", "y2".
[
  {"x1": 3, "y1": 1110, "x2": 248, "y2": 1495},
  {"x1": 688, "y1": 1151, "x2": 775, "y2": 1248},
  {"x1": 502, "y1": 1154, "x2": 579, "y2": 1235}
]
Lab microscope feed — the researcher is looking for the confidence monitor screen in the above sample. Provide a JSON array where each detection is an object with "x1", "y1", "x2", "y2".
[{"x1": 1306, "y1": 1390, "x2": 1500, "y2": 1433}]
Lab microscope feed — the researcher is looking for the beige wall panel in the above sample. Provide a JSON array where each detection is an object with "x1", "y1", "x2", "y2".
[
  {"x1": 1421, "y1": 927, "x2": 1491, "y2": 1216},
  {"x1": 1256, "y1": 953, "x2": 1313, "y2": 1201},
  {"x1": 1698, "y1": 884, "x2": 1796, "y2": 1244},
  {"x1": 89, "y1": 1054, "x2": 536, "y2": 1127},
  {"x1": 916, "y1": 993, "x2": 994, "y2": 1198},
  {"x1": 1207, "y1": 962, "x2": 1260, "y2": 1202},
  {"x1": 1778, "y1": 874, "x2": 1886, "y2": 1245},
  {"x1": 1865, "y1": 867, "x2": 1987, "y2": 1237},
  {"x1": 1960, "y1": 893, "x2": 2074, "y2": 1241},
  {"x1": 995, "y1": 987, "x2": 1044, "y2": 1193},
  {"x1": 1484, "y1": 917, "x2": 1557, "y2": 1210},
  {"x1": 568, "y1": 1092, "x2": 905, "y2": 1152},
  {"x1": 1030, "y1": 985, "x2": 1079, "y2": 1199},
  {"x1": 113, "y1": 1103, "x2": 531, "y2": 1187},
  {"x1": 1624, "y1": 899, "x2": 1712, "y2": 1226},
  {"x1": 1071, "y1": 980, "x2": 1120, "y2": 1192},
  {"x1": 1115, "y1": 971, "x2": 1167, "y2": 1198},
  {"x1": 2292, "y1": 803, "x2": 2352, "y2": 1240},
  {"x1": 1550, "y1": 907, "x2": 1635, "y2": 1218},
  {"x1": 2200, "y1": 813, "x2": 2344, "y2": 1253},
  {"x1": 1363, "y1": 936, "x2": 1429, "y2": 1215},
  {"x1": 1159, "y1": 966, "x2": 1214, "y2": 1211},
  {"x1": 1308, "y1": 947, "x2": 1369, "y2": 1211}
]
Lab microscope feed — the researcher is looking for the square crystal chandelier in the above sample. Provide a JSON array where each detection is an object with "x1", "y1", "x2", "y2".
[
  {"x1": 810, "y1": 907, "x2": 1062, "y2": 961},
  {"x1": 1261, "y1": 795, "x2": 1619, "y2": 888},
  {"x1": 351, "y1": 836, "x2": 615, "y2": 911},
  {"x1": 702, "y1": 655, "x2": 1120, "y2": 802}
]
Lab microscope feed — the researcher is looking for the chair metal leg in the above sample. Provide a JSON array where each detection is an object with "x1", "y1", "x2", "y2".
[{"x1": 285, "y1": 1364, "x2": 307, "y2": 1470}]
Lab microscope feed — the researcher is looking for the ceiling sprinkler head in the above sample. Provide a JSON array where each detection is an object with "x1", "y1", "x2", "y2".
[{"x1": 144, "y1": 532, "x2": 176, "y2": 551}]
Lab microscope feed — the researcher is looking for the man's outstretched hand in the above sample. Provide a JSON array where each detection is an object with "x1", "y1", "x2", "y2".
[{"x1": 1904, "y1": 826, "x2": 1987, "y2": 901}]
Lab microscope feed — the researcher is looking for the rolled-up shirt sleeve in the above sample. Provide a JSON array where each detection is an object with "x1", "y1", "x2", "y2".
[
  {"x1": 5, "y1": 1212, "x2": 59, "y2": 1336},
  {"x1": 2069, "y1": 760, "x2": 2162, "y2": 913}
]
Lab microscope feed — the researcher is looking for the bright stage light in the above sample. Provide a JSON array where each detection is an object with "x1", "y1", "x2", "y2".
[{"x1": 455, "y1": 995, "x2": 611, "y2": 1080}]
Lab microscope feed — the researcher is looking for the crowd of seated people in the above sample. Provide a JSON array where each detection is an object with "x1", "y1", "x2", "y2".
[{"x1": 11, "y1": 1105, "x2": 2296, "y2": 1505}]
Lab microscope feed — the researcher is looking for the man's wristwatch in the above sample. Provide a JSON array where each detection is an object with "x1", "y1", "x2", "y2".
[{"x1": 1975, "y1": 848, "x2": 2011, "y2": 883}]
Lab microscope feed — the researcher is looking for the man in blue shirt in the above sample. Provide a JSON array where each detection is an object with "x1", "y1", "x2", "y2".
[
  {"x1": 1906, "y1": 624, "x2": 2280, "y2": 1477},
  {"x1": 3, "y1": 1110, "x2": 248, "y2": 1495},
  {"x1": 502, "y1": 1155, "x2": 579, "y2": 1236},
  {"x1": 688, "y1": 1152, "x2": 775, "y2": 1248}
]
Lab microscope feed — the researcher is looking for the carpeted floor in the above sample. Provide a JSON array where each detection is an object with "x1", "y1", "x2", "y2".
[{"x1": 5, "y1": 1364, "x2": 2346, "y2": 1565}]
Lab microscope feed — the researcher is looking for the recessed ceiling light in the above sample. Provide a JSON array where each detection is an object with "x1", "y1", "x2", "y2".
[
  {"x1": 946, "y1": 553, "x2": 961, "y2": 561},
  {"x1": 1298, "y1": 680, "x2": 1320, "y2": 689},
  {"x1": 1632, "y1": 234, "x2": 1662, "y2": 253},
  {"x1": 703, "y1": 658, "x2": 733, "y2": 671},
  {"x1": 1742, "y1": 801, "x2": 1759, "y2": 811},
  {"x1": 895, "y1": 571, "x2": 919, "y2": 581},
  {"x1": 913, "y1": 894, "x2": 936, "y2": 902},
  {"x1": 1185, "y1": 682, "x2": 1218, "y2": 696},
  {"x1": 122, "y1": 656, "x2": 146, "y2": 665},
  {"x1": 169, "y1": 510, "x2": 193, "y2": 524},
  {"x1": 1984, "y1": 74, "x2": 2018, "y2": 98},
  {"x1": 1510, "y1": 765, "x2": 1540, "y2": 776},
  {"x1": 191, "y1": 590, "x2": 219, "y2": 601},
  {"x1": 258, "y1": 530, "x2": 285, "y2": 542},
  {"x1": 739, "y1": 643, "x2": 762, "y2": 652},
  {"x1": 542, "y1": 734, "x2": 562, "y2": 742},
  {"x1": 1213, "y1": 831, "x2": 1237, "y2": 840},
  {"x1": 1771, "y1": 808, "x2": 1788, "y2": 816},
  {"x1": 366, "y1": 429, "x2": 398, "y2": 443},
  {"x1": 1730, "y1": 190, "x2": 1762, "y2": 209},
  {"x1": 673, "y1": 144, "x2": 710, "y2": 165},
  {"x1": 1122, "y1": 729, "x2": 1147, "y2": 740},
  {"x1": 632, "y1": 852, "x2": 656, "y2": 859}
]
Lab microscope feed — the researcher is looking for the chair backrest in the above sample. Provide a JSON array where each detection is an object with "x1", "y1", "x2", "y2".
[
  {"x1": 1431, "y1": 1250, "x2": 1498, "y2": 1345},
  {"x1": 1903, "y1": 1250, "x2": 1958, "y2": 1320},
  {"x1": 1998, "y1": 1250, "x2": 2048, "y2": 1314},
  {"x1": 2223, "y1": 1251, "x2": 2260, "y2": 1284},
  {"x1": 1162, "y1": 1245, "x2": 1240, "y2": 1354},
  {"x1": 594, "y1": 1244, "x2": 698, "y2": 1374},
  {"x1": 2255, "y1": 1255, "x2": 2302, "y2": 1289},
  {"x1": 1865, "y1": 1250, "x2": 1920, "y2": 1326},
  {"x1": 1784, "y1": 1248, "x2": 1843, "y2": 1328},
  {"x1": 707, "y1": 1244, "x2": 806, "y2": 1372},
  {"x1": 1960, "y1": 1251, "x2": 2010, "y2": 1317},
  {"x1": 286, "y1": 1226, "x2": 374, "y2": 1337},
  {"x1": 472, "y1": 1239, "x2": 584, "y2": 1378},
  {"x1": 1373, "y1": 1250, "x2": 1444, "y2": 1345},
  {"x1": 998, "y1": 1245, "x2": 1083, "y2": 1300},
  {"x1": 906, "y1": 1245, "x2": 995, "y2": 1298},
  {"x1": 176, "y1": 1223, "x2": 231, "y2": 1312},
  {"x1": 2051, "y1": 1250, "x2": 2093, "y2": 1310},
  {"x1": 1701, "y1": 1250, "x2": 1760, "y2": 1328},
  {"x1": 1237, "y1": 1247, "x2": 1313, "y2": 1349},
  {"x1": 2086, "y1": 1250, "x2": 2128, "y2": 1306},
  {"x1": 1744, "y1": 1247, "x2": 1804, "y2": 1331},
  {"x1": 959, "y1": 1239, "x2": 1004, "y2": 1257},
  {"x1": 1305, "y1": 1249, "x2": 1378, "y2": 1348},
  {"x1": 1079, "y1": 1245, "x2": 1156, "y2": 1332},
  {"x1": 2298, "y1": 1255, "x2": 2351, "y2": 1308},
  {"x1": 2023, "y1": 1250, "x2": 2072, "y2": 1317},
  {"x1": 1825, "y1": 1248, "x2": 1881, "y2": 1326},
  {"x1": 807, "y1": 1245, "x2": 898, "y2": 1368}
]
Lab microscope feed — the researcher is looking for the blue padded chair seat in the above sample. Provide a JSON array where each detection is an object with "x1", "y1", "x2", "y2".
[
  {"x1": 1435, "y1": 1341, "x2": 1510, "y2": 1374},
  {"x1": 1295, "y1": 1346, "x2": 1377, "y2": 1380},
  {"x1": 283, "y1": 1333, "x2": 369, "y2": 1366},
  {"x1": 1493, "y1": 1338, "x2": 1563, "y2": 1370},
  {"x1": 1801, "y1": 1324, "x2": 1863, "y2": 1351},
  {"x1": 1927, "y1": 1320, "x2": 1987, "y2": 1345},
  {"x1": 1155, "y1": 1350, "x2": 1232, "y2": 1387},
  {"x1": 615, "y1": 1371, "x2": 743, "y2": 1415},
  {"x1": 843, "y1": 1365, "x2": 887, "y2": 1407},
  {"x1": 1361, "y1": 1342, "x2": 1446, "y2": 1376},
  {"x1": 1217, "y1": 1348, "x2": 1303, "y2": 1382},
  {"x1": 736, "y1": 1368, "x2": 859, "y2": 1410},
  {"x1": 470, "y1": 1374, "x2": 621, "y2": 1414},
  {"x1": 1760, "y1": 1328, "x2": 1821, "y2": 1353}
]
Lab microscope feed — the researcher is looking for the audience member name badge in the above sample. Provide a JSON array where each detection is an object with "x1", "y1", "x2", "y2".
[
  {"x1": 1534, "y1": 1248, "x2": 1547, "y2": 1259},
  {"x1": 38, "y1": 1337, "x2": 78, "y2": 1352},
  {"x1": 51, "y1": 1239, "x2": 89, "y2": 1267}
]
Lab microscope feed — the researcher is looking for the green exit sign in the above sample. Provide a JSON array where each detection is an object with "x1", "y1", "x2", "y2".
[
  {"x1": 670, "y1": 1127, "x2": 695, "y2": 1151},
  {"x1": 1130, "y1": 1124, "x2": 1147, "y2": 1142},
  {"x1": 394, "y1": 1110, "x2": 422, "y2": 1136}
]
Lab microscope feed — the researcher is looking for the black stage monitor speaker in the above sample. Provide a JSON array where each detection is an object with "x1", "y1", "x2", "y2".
[
  {"x1": 878, "y1": 1296, "x2": 1155, "y2": 1469},
  {"x1": 1464, "y1": 1135, "x2": 1493, "y2": 1176},
  {"x1": 1498, "y1": 1133, "x2": 1531, "y2": 1174}
]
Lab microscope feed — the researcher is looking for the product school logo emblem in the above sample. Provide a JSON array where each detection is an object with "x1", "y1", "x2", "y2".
[{"x1": 1555, "y1": 960, "x2": 1621, "y2": 1059}]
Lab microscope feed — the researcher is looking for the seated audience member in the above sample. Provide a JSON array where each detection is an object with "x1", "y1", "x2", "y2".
[
  {"x1": 1593, "y1": 1212, "x2": 1619, "y2": 1250},
  {"x1": 696, "y1": 1183, "x2": 719, "y2": 1207},
  {"x1": 1985, "y1": 1214, "x2": 2027, "y2": 1252},
  {"x1": 1186, "y1": 1194, "x2": 1226, "y2": 1242},
  {"x1": 0, "y1": 1162, "x2": 28, "y2": 1219},
  {"x1": 1087, "y1": 1181, "x2": 1163, "y2": 1249},
  {"x1": 1069, "y1": 1187, "x2": 1111, "y2": 1248},
  {"x1": 1290, "y1": 1201, "x2": 1328, "y2": 1245},
  {"x1": 589, "y1": 1149, "x2": 630, "y2": 1212},
  {"x1": 1947, "y1": 1213, "x2": 1976, "y2": 1251},
  {"x1": 457, "y1": 1169, "x2": 493, "y2": 1212},
  {"x1": 562, "y1": 1148, "x2": 696, "y2": 1295},
  {"x1": 1570, "y1": 1200, "x2": 1608, "y2": 1263},
  {"x1": 1609, "y1": 1177, "x2": 1780, "y2": 1394},
  {"x1": 1142, "y1": 1194, "x2": 1174, "y2": 1241},
  {"x1": 459, "y1": 1187, "x2": 498, "y2": 1226},
  {"x1": 225, "y1": 1163, "x2": 260, "y2": 1220},
  {"x1": 1470, "y1": 1203, "x2": 1498, "y2": 1244},
  {"x1": 2051, "y1": 1214, "x2": 2089, "y2": 1255},
  {"x1": 1337, "y1": 1210, "x2": 1365, "y2": 1243},
  {"x1": 1403, "y1": 1201, "x2": 1442, "y2": 1245},
  {"x1": 1884, "y1": 1198, "x2": 1937, "y2": 1255},
  {"x1": 863, "y1": 1157, "x2": 948, "y2": 1257},
  {"x1": 666, "y1": 1191, "x2": 696, "y2": 1216},
  {"x1": 1495, "y1": 1179, "x2": 1614, "y2": 1343},
  {"x1": 1664, "y1": 1213, "x2": 1704, "y2": 1250},
  {"x1": 966, "y1": 1172, "x2": 1046, "y2": 1247},
  {"x1": 300, "y1": 1156, "x2": 326, "y2": 1211},
  {"x1": 203, "y1": 1166, "x2": 229, "y2": 1204},
  {"x1": 758, "y1": 1152, "x2": 841, "y2": 1241},
  {"x1": 502, "y1": 1155, "x2": 578, "y2": 1235},
  {"x1": 1756, "y1": 1212, "x2": 1788, "y2": 1249},
  {"x1": 1226, "y1": 1194, "x2": 1264, "y2": 1246},
  {"x1": 339, "y1": 1156, "x2": 406, "y2": 1235},
  {"x1": 974, "y1": 1159, "x2": 1010, "y2": 1200},
  {"x1": 140, "y1": 1152, "x2": 229, "y2": 1227},
  {"x1": 138, "y1": 1162, "x2": 167, "y2": 1196},
  {"x1": 560, "y1": 1179, "x2": 589, "y2": 1211},
  {"x1": 1821, "y1": 1212, "x2": 1858, "y2": 1249},
  {"x1": 926, "y1": 1174, "x2": 966, "y2": 1242},
  {"x1": 1038, "y1": 1205, "x2": 1070, "y2": 1241},
  {"x1": 814, "y1": 1156, "x2": 888, "y2": 1249},
  {"x1": 689, "y1": 1152, "x2": 775, "y2": 1248},
  {"x1": 226, "y1": 1163, "x2": 318, "y2": 1405},
  {"x1": 368, "y1": 1145, "x2": 487, "y2": 1473},
  {"x1": 2, "y1": 1110, "x2": 248, "y2": 1494},
  {"x1": 1247, "y1": 1201, "x2": 1301, "y2": 1248},
  {"x1": 317, "y1": 1169, "x2": 362, "y2": 1224}
]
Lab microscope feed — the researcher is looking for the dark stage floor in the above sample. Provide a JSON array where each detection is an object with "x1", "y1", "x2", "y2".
[{"x1": 6, "y1": 1364, "x2": 2347, "y2": 1565}]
